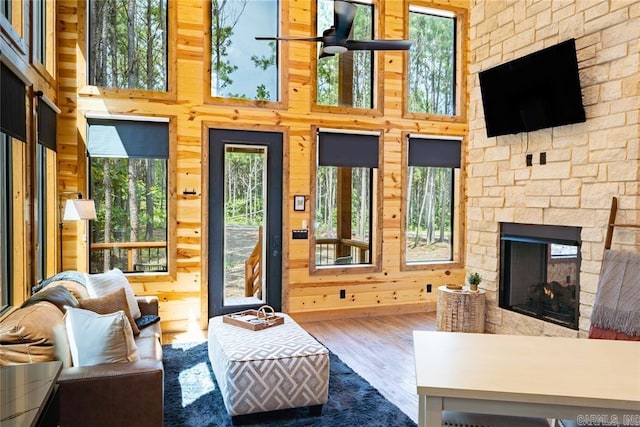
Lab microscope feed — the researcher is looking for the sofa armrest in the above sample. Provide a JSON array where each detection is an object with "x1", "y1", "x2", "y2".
[
  {"x1": 58, "y1": 360, "x2": 163, "y2": 427},
  {"x1": 136, "y1": 295, "x2": 159, "y2": 316}
]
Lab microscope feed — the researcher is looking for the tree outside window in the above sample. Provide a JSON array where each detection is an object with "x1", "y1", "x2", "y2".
[
  {"x1": 316, "y1": 0, "x2": 373, "y2": 108},
  {"x1": 405, "y1": 136, "x2": 461, "y2": 265},
  {"x1": 211, "y1": 0, "x2": 278, "y2": 101},
  {"x1": 87, "y1": 120, "x2": 169, "y2": 274},
  {"x1": 408, "y1": 6, "x2": 455, "y2": 115},
  {"x1": 88, "y1": 0, "x2": 168, "y2": 91}
]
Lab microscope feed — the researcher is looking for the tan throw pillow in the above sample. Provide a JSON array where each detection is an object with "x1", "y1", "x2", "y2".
[
  {"x1": 64, "y1": 307, "x2": 139, "y2": 367},
  {"x1": 0, "y1": 302, "x2": 64, "y2": 365},
  {"x1": 79, "y1": 288, "x2": 140, "y2": 336},
  {"x1": 86, "y1": 268, "x2": 141, "y2": 319}
]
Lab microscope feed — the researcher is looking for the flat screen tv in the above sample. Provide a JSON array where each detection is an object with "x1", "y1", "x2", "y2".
[{"x1": 479, "y1": 39, "x2": 586, "y2": 138}]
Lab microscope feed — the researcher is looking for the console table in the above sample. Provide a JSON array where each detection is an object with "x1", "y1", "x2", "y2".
[
  {"x1": 436, "y1": 286, "x2": 485, "y2": 333},
  {"x1": 413, "y1": 331, "x2": 640, "y2": 427},
  {"x1": 0, "y1": 361, "x2": 62, "y2": 427}
]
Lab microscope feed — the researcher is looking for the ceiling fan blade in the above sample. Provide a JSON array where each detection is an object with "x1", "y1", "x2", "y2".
[
  {"x1": 255, "y1": 36, "x2": 323, "y2": 42},
  {"x1": 333, "y1": 0, "x2": 356, "y2": 41},
  {"x1": 346, "y1": 39, "x2": 413, "y2": 51}
]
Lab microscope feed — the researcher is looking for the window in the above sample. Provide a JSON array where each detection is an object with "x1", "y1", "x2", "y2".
[
  {"x1": 211, "y1": 0, "x2": 279, "y2": 101},
  {"x1": 35, "y1": 99, "x2": 58, "y2": 282},
  {"x1": 0, "y1": 134, "x2": 10, "y2": 312},
  {"x1": 33, "y1": 0, "x2": 55, "y2": 75},
  {"x1": 408, "y1": 6, "x2": 455, "y2": 116},
  {"x1": 88, "y1": 0, "x2": 168, "y2": 91},
  {"x1": 313, "y1": 130, "x2": 380, "y2": 269},
  {"x1": 1, "y1": 0, "x2": 25, "y2": 41},
  {"x1": 404, "y1": 135, "x2": 461, "y2": 265},
  {"x1": 87, "y1": 119, "x2": 170, "y2": 274},
  {"x1": 0, "y1": 62, "x2": 26, "y2": 310},
  {"x1": 316, "y1": 0, "x2": 373, "y2": 108}
]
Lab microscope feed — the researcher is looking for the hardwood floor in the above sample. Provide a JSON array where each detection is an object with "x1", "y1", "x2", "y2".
[
  {"x1": 162, "y1": 311, "x2": 437, "y2": 424},
  {"x1": 299, "y1": 312, "x2": 437, "y2": 423}
]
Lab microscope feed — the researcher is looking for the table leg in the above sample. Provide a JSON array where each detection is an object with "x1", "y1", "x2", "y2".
[{"x1": 418, "y1": 395, "x2": 443, "y2": 427}]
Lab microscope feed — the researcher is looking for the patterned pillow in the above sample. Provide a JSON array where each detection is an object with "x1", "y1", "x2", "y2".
[
  {"x1": 79, "y1": 288, "x2": 140, "y2": 336},
  {"x1": 135, "y1": 314, "x2": 160, "y2": 330},
  {"x1": 64, "y1": 307, "x2": 139, "y2": 367},
  {"x1": 86, "y1": 268, "x2": 141, "y2": 319}
]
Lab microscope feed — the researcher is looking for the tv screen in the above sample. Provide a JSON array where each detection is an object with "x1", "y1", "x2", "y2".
[{"x1": 479, "y1": 39, "x2": 586, "y2": 138}]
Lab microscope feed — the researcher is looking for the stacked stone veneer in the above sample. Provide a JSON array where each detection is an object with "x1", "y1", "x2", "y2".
[{"x1": 468, "y1": 0, "x2": 640, "y2": 337}]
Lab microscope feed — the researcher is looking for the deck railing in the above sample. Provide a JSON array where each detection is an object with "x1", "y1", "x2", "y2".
[
  {"x1": 315, "y1": 238, "x2": 369, "y2": 265},
  {"x1": 244, "y1": 226, "x2": 263, "y2": 299},
  {"x1": 90, "y1": 241, "x2": 167, "y2": 273}
]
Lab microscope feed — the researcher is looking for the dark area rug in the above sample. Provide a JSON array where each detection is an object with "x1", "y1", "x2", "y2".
[{"x1": 163, "y1": 341, "x2": 416, "y2": 427}]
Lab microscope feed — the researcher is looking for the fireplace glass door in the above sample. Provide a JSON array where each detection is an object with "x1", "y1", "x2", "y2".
[{"x1": 499, "y1": 223, "x2": 581, "y2": 329}]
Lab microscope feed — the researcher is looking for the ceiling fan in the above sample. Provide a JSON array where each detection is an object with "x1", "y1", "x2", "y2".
[{"x1": 255, "y1": 0, "x2": 413, "y2": 57}]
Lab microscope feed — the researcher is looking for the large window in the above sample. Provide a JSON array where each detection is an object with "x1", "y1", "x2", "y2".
[
  {"x1": 211, "y1": 0, "x2": 278, "y2": 101},
  {"x1": 404, "y1": 135, "x2": 461, "y2": 265},
  {"x1": 33, "y1": 0, "x2": 55, "y2": 75},
  {"x1": 316, "y1": 0, "x2": 373, "y2": 108},
  {"x1": 408, "y1": 6, "x2": 455, "y2": 116},
  {"x1": 87, "y1": 119, "x2": 169, "y2": 274},
  {"x1": 313, "y1": 130, "x2": 380, "y2": 269},
  {"x1": 35, "y1": 99, "x2": 58, "y2": 282},
  {"x1": 88, "y1": 0, "x2": 168, "y2": 91}
]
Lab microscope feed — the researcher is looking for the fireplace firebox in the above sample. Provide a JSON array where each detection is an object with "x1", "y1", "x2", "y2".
[{"x1": 500, "y1": 223, "x2": 581, "y2": 330}]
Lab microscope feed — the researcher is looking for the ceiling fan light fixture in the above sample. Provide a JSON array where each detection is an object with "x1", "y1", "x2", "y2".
[{"x1": 323, "y1": 45, "x2": 348, "y2": 54}]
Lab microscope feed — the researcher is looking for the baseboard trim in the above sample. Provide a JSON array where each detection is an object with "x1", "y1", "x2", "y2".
[{"x1": 289, "y1": 301, "x2": 437, "y2": 323}]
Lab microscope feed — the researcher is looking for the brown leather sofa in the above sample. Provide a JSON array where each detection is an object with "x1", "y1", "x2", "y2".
[{"x1": 0, "y1": 283, "x2": 164, "y2": 427}]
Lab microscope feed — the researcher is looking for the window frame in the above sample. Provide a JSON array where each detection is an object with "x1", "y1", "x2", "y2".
[
  {"x1": 204, "y1": 0, "x2": 287, "y2": 109},
  {"x1": 79, "y1": 0, "x2": 177, "y2": 101},
  {"x1": 0, "y1": 134, "x2": 11, "y2": 313},
  {"x1": 403, "y1": 1, "x2": 468, "y2": 123},
  {"x1": 311, "y1": 0, "x2": 384, "y2": 117},
  {"x1": 309, "y1": 126, "x2": 383, "y2": 275},
  {"x1": 32, "y1": 0, "x2": 56, "y2": 81},
  {"x1": 0, "y1": 0, "x2": 27, "y2": 56},
  {"x1": 400, "y1": 132, "x2": 464, "y2": 271},
  {"x1": 85, "y1": 114, "x2": 177, "y2": 282}
]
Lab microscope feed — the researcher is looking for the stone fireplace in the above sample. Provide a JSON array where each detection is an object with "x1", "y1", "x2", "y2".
[{"x1": 499, "y1": 223, "x2": 581, "y2": 330}]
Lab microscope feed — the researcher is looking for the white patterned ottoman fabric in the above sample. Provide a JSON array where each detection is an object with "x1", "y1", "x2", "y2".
[{"x1": 207, "y1": 314, "x2": 329, "y2": 416}]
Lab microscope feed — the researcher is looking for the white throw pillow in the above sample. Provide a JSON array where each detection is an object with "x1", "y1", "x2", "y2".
[
  {"x1": 64, "y1": 306, "x2": 139, "y2": 367},
  {"x1": 86, "y1": 268, "x2": 141, "y2": 319}
]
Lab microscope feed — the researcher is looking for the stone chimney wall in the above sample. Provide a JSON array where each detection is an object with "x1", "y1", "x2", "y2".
[{"x1": 467, "y1": 0, "x2": 640, "y2": 336}]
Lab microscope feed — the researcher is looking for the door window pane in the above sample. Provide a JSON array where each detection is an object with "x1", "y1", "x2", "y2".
[
  {"x1": 88, "y1": 0, "x2": 168, "y2": 91},
  {"x1": 211, "y1": 0, "x2": 278, "y2": 101},
  {"x1": 0, "y1": 134, "x2": 10, "y2": 312},
  {"x1": 223, "y1": 145, "x2": 267, "y2": 304},
  {"x1": 408, "y1": 6, "x2": 455, "y2": 115},
  {"x1": 316, "y1": 0, "x2": 373, "y2": 108}
]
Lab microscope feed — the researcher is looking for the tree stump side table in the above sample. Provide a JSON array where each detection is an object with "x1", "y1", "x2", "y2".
[{"x1": 436, "y1": 286, "x2": 486, "y2": 333}]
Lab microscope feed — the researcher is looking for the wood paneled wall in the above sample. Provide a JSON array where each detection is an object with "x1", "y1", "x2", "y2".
[{"x1": 57, "y1": 0, "x2": 470, "y2": 331}]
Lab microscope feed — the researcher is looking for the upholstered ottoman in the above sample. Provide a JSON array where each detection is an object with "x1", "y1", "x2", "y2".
[{"x1": 207, "y1": 313, "x2": 329, "y2": 417}]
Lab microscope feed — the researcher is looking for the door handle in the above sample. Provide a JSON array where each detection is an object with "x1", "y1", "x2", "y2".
[{"x1": 270, "y1": 235, "x2": 281, "y2": 257}]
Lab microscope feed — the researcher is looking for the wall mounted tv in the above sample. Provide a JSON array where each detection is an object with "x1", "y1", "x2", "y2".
[{"x1": 479, "y1": 39, "x2": 586, "y2": 138}]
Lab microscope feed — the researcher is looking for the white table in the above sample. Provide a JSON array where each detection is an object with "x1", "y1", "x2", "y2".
[{"x1": 413, "y1": 331, "x2": 640, "y2": 427}]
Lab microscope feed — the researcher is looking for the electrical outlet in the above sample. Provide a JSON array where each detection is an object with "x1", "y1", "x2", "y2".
[
  {"x1": 340, "y1": 289, "x2": 346, "y2": 299},
  {"x1": 540, "y1": 152, "x2": 546, "y2": 165},
  {"x1": 426, "y1": 284, "x2": 432, "y2": 293},
  {"x1": 526, "y1": 154, "x2": 533, "y2": 166}
]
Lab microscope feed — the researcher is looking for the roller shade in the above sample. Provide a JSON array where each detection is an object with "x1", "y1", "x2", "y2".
[
  {"x1": 318, "y1": 131, "x2": 379, "y2": 168},
  {"x1": 37, "y1": 100, "x2": 57, "y2": 151},
  {"x1": 408, "y1": 136, "x2": 461, "y2": 168},
  {"x1": 87, "y1": 119, "x2": 169, "y2": 159},
  {"x1": 0, "y1": 63, "x2": 27, "y2": 141}
]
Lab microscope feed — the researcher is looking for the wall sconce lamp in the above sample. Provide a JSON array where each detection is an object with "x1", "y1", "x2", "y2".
[{"x1": 59, "y1": 192, "x2": 97, "y2": 271}]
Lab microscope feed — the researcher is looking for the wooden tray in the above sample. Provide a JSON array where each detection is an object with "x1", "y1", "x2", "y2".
[{"x1": 222, "y1": 308, "x2": 284, "y2": 331}]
